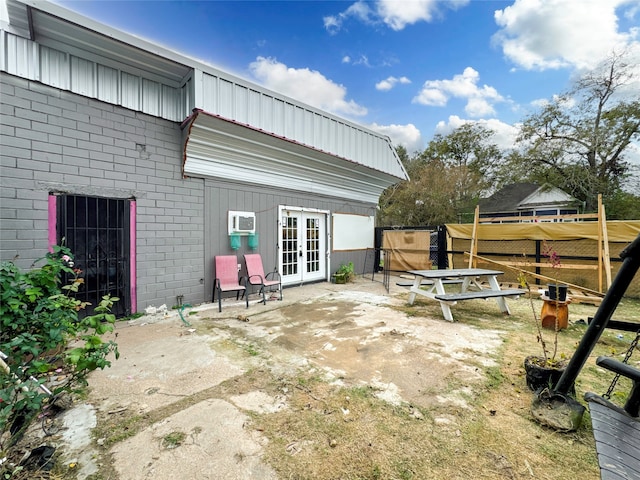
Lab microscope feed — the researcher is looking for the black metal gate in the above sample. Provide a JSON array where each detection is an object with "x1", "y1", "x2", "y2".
[{"x1": 57, "y1": 194, "x2": 131, "y2": 318}]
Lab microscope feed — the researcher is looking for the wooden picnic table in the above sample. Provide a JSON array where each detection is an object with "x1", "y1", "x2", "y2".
[{"x1": 406, "y1": 268, "x2": 525, "y2": 322}]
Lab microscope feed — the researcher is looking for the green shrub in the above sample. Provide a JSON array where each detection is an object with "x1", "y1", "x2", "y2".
[
  {"x1": 335, "y1": 262, "x2": 355, "y2": 283},
  {"x1": 0, "y1": 245, "x2": 119, "y2": 446}
]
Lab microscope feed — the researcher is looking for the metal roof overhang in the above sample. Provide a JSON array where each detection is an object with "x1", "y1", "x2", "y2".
[
  {"x1": 6, "y1": 0, "x2": 191, "y2": 86},
  {"x1": 183, "y1": 111, "x2": 404, "y2": 204}
]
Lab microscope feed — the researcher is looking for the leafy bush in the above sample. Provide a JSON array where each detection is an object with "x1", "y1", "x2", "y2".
[
  {"x1": 335, "y1": 262, "x2": 355, "y2": 282},
  {"x1": 0, "y1": 246, "x2": 119, "y2": 446}
]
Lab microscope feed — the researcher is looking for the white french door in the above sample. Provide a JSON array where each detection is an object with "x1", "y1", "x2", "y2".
[{"x1": 279, "y1": 207, "x2": 328, "y2": 285}]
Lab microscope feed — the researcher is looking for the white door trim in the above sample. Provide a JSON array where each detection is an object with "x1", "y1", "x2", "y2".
[{"x1": 278, "y1": 205, "x2": 330, "y2": 285}]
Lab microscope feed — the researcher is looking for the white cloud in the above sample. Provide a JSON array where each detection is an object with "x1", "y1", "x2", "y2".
[
  {"x1": 493, "y1": 0, "x2": 640, "y2": 70},
  {"x1": 249, "y1": 56, "x2": 367, "y2": 117},
  {"x1": 341, "y1": 53, "x2": 372, "y2": 67},
  {"x1": 465, "y1": 97, "x2": 495, "y2": 117},
  {"x1": 368, "y1": 122, "x2": 423, "y2": 153},
  {"x1": 413, "y1": 67, "x2": 505, "y2": 117},
  {"x1": 376, "y1": 0, "x2": 439, "y2": 30},
  {"x1": 325, "y1": 0, "x2": 470, "y2": 33},
  {"x1": 435, "y1": 115, "x2": 520, "y2": 151},
  {"x1": 324, "y1": 1, "x2": 376, "y2": 34},
  {"x1": 352, "y1": 55, "x2": 371, "y2": 67},
  {"x1": 375, "y1": 76, "x2": 411, "y2": 91}
]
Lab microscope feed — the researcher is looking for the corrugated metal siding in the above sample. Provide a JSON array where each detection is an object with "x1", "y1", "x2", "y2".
[
  {"x1": 97, "y1": 65, "x2": 118, "y2": 103},
  {"x1": 184, "y1": 113, "x2": 400, "y2": 204},
  {"x1": 70, "y1": 56, "x2": 95, "y2": 97},
  {"x1": 40, "y1": 45, "x2": 68, "y2": 89},
  {"x1": 121, "y1": 71, "x2": 140, "y2": 111},
  {"x1": 0, "y1": 30, "x2": 186, "y2": 122},
  {"x1": 3, "y1": 33, "x2": 38, "y2": 80},
  {"x1": 198, "y1": 71, "x2": 406, "y2": 179}
]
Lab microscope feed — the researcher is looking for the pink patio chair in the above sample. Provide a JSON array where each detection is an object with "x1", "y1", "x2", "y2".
[
  {"x1": 244, "y1": 254, "x2": 282, "y2": 305},
  {"x1": 213, "y1": 255, "x2": 248, "y2": 312}
]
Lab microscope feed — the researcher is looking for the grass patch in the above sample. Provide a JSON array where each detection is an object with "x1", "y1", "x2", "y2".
[{"x1": 161, "y1": 431, "x2": 186, "y2": 449}]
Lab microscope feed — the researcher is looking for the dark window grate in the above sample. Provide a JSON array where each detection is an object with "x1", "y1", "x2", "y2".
[{"x1": 57, "y1": 195, "x2": 131, "y2": 318}]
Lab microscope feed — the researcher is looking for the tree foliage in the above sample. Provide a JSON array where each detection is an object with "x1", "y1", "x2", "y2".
[
  {"x1": 378, "y1": 124, "x2": 502, "y2": 226},
  {"x1": 379, "y1": 51, "x2": 640, "y2": 225},
  {"x1": 517, "y1": 51, "x2": 640, "y2": 212}
]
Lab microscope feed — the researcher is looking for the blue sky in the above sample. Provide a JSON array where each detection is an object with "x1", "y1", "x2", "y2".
[{"x1": 40, "y1": 0, "x2": 640, "y2": 161}]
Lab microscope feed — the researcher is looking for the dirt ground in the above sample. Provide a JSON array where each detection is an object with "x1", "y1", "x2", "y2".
[{"x1": 52, "y1": 276, "x2": 511, "y2": 479}]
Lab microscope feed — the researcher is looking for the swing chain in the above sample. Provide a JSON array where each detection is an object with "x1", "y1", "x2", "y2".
[{"x1": 603, "y1": 329, "x2": 640, "y2": 400}]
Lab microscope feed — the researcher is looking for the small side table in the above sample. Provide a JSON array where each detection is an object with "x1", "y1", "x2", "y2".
[{"x1": 540, "y1": 296, "x2": 571, "y2": 330}]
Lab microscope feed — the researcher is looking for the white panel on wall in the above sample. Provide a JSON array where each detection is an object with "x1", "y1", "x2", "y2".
[
  {"x1": 247, "y1": 89, "x2": 262, "y2": 129},
  {"x1": 70, "y1": 56, "x2": 95, "y2": 97},
  {"x1": 218, "y1": 78, "x2": 233, "y2": 118},
  {"x1": 121, "y1": 72, "x2": 140, "y2": 110},
  {"x1": 273, "y1": 98, "x2": 284, "y2": 134},
  {"x1": 97, "y1": 64, "x2": 118, "y2": 103},
  {"x1": 182, "y1": 78, "x2": 193, "y2": 115},
  {"x1": 332, "y1": 214, "x2": 375, "y2": 251},
  {"x1": 262, "y1": 95, "x2": 273, "y2": 132},
  {"x1": 303, "y1": 110, "x2": 314, "y2": 146},
  {"x1": 201, "y1": 73, "x2": 218, "y2": 113},
  {"x1": 313, "y1": 113, "x2": 322, "y2": 150},
  {"x1": 321, "y1": 117, "x2": 330, "y2": 152},
  {"x1": 334, "y1": 120, "x2": 343, "y2": 156},
  {"x1": 5, "y1": 34, "x2": 38, "y2": 80},
  {"x1": 294, "y1": 106, "x2": 305, "y2": 144},
  {"x1": 39, "y1": 45, "x2": 68, "y2": 89},
  {"x1": 283, "y1": 102, "x2": 295, "y2": 139},
  {"x1": 142, "y1": 78, "x2": 160, "y2": 116},
  {"x1": 234, "y1": 84, "x2": 248, "y2": 124},
  {"x1": 161, "y1": 85, "x2": 180, "y2": 121}
]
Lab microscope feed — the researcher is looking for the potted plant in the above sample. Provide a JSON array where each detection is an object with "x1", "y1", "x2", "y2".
[
  {"x1": 518, "y1": 242, "x2": 584, "y2": 431},
  {"x1": 518, "y1": 241, "x2": 568, "y2": 392},
  {"x1": 333, "y1": 262, "x2": 355, "y2": 284}
]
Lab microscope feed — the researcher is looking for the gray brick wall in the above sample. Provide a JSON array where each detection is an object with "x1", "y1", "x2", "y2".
[{"x1": 0, "y1": 72, "x2": 206, "y2": 311}]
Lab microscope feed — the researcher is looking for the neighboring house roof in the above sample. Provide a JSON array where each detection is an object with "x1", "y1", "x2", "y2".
[
  {"x1": 479, "y1": 183, "x2": 579, "y2": 214},
  {"x1": 2, "y1": 0, "x2": 408, "y2": 197}
]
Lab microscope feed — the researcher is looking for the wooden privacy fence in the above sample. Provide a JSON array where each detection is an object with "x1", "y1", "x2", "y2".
[{"x1": 446, "y1": 217, "x2": 640, "y2": 300}]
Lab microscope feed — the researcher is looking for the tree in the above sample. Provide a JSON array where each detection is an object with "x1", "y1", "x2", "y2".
[
  {"x1": 420, "y1": 123, "x2": 502, "y2": 211},
  {"x1": 378, "y1": 156, "x2": 461, "y2": 226},
  {"x1": 377, "y1": 125, "x2": 502, "y2": 226},
  {"x1": 517, "y1": 51, "x2": 640, "y2": 212}
]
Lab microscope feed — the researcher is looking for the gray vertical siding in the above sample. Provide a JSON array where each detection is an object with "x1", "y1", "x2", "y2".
[
  {"x1": 0, "y1": 72, "x2": 205, "y2": 311},
  {"x1": 202, "y1": 177, "x2": 374, "y2": 298}
]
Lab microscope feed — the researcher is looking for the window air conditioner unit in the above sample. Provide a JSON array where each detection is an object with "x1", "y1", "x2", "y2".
[{"x1": 228, "y1": 211, "x2": 256, "y2": 235}]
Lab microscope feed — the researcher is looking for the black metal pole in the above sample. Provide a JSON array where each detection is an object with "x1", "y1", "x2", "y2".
[
  {"x1": 535, "y1": 239, "x2": 541, "y2": 286},
  {"x1": 554, "y1": 234, "x2": 640, "y2": 395},
  {"x1": 438, "y1": 225, "x2": 448, "y2": 269}
]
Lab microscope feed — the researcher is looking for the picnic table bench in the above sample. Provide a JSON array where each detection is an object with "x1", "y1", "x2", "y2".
[
  {"x1": 434, "y1": 289, "x2": 525, "y2": 302},
  {"x1": 405, "y1": 268, "x2": 525, "y2": 322},
  {"x1": 396, "y1": 279, "x2": 463, "y2": 287}
]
